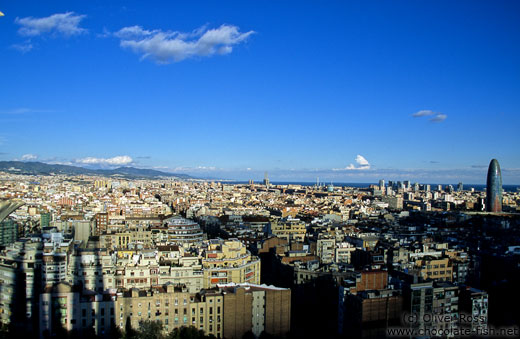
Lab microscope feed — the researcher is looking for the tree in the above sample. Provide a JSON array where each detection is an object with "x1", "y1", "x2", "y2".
[
  {"x1": 167, "y1": 326, "x2": 216, "y2": 339},
  {"x1": 136, "y1": 320, "x2": 165, "y2": 339}
]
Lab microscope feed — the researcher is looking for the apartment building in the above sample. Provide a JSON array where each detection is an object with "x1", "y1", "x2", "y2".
[
  {"x1": 270, "y1": 218, "x2": 307, "y2": 242},
  {"x1": 39, "y1": 282, "x2": 291, "y2": 339},
  {"x1": 220, "y1": 283, "x2": 291, "y2": 338},
  {"x1": 414, "y1": 257, "x2": 453, "y2": 282},
  {"x1": 202, "y1": 239, "x2": 261, "y2": 288}
]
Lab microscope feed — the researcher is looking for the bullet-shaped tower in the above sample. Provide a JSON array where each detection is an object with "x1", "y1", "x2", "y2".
[{"x1": 486, "y1": 159, "x2": 502, "y2": 212}]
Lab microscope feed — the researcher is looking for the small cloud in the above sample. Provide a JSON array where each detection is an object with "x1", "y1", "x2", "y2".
[
  {"x1": 20, "y1": 154, "x2": 38, "y2": 161},
  {"x1": 112, "y1": 24, "x2": 255, "y2": 64},
  {"x1": 334, "y1": 154, "x2": 371, "y2": 171},
  {"x1": 15, "y1": 12, "x2": 87, "y2": 37},
  {"x1": 11, "y1": 42, "x2": 33, "y2": 53},
  {"x1": 412, "y1": 110, "x2": 447, "y2": 123},
  {"x1": 412, "y1": 110, "x2": 435, "y2": 117},
  {"x1": 136, "y1": 156, "x2": 151, "y2": 160},
  {"x1": 0, "y1": 107, "x2": 55, "y2": 114},
  {"x1": 429, "y1": 114, "x2": 447, "y2": 123},
  {"x1": 355, "y1": 155, "x2": 369, "y2": 166},
  {"x1": 430, "y1": 161, "x2": 440, "y2": 164},
  {"x1": 75, "y1": 155, "x2": 133, "y2": 166},
  {"x1": 471, "y1": 165, "x2": 487, "y2": 169}
]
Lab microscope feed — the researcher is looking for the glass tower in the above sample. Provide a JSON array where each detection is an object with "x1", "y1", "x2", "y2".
[{"x1": 486, "y1": 159, "x2": 502, "y2": 212}]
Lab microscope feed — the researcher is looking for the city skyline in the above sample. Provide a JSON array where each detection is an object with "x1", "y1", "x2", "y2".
[{"x1": 1, "y1": 1, "x2": 519, "y2": 184}]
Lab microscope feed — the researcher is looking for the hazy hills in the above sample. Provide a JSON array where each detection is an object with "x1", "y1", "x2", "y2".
[{"x1": 0, "y1": 161, "x2": 192, "y2": 179}]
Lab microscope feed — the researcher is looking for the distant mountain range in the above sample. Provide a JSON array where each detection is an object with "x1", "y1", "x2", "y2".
[{"x1": 0, "y1": 161, "x2": 192, "y2": 179}]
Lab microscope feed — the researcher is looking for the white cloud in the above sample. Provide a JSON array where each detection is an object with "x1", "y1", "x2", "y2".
[
  {"x1": 412, "y1": 110, "x2": 448, "y2": 123},
  {"x1": 355, "y1": 155, "x2": 369, "y2": 166},
  {"x1": 75, "y1": 155, "x2": 133, "y2": 165},
  {"x1": 412, "y1": 110, "x2": 435, "y2": 117},
  {"x1": 15, "y1": 12, "x2": 87, "y2": 37},
  {"x1": 334, "y1": 154, "x2": 371, "y2": 171},
  {"x1": 430, "y1": 114, "x2": 447, "y2": 122},
  {"x1": 114, "y1": 25, "x2": 156, "y2": 39},
  {"x1": 21, "y1": 154, "x2": 38, "y2": 161},
  {"x1": 11, "y1": 42, "x2": 33, "y2": 53},
  {"x1": 115, "y1": 24, "x2": 254, "y2": 63}
]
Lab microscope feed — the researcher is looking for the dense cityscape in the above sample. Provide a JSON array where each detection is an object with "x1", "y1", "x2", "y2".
[{"x1": 0, "y1": 159, "x2": 519, "y2": 338}]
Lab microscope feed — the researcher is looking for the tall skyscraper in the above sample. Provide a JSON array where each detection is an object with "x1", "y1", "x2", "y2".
[{"x1": 486, "y1": 159, "x2": 502, "y2": 212}]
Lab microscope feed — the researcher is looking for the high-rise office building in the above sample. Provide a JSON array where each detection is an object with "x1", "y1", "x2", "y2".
[{"x1": 486, "y1": 159, "x2": 502, "y2": 212}]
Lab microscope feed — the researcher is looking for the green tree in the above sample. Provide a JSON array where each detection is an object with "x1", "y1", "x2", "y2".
[{"x1": 136, "y1": 320, "x2": 165, "y2": 339}]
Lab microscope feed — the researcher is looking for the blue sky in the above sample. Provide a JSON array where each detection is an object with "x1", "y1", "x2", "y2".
[{"x1": 1, "y1": 1, "x2": 519, "y2": 183}]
